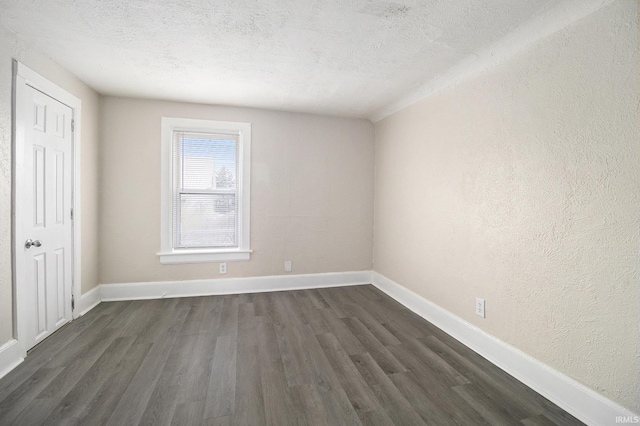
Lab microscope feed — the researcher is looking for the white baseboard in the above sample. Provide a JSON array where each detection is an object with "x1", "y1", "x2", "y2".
[
  {"x1": 76, "y1": 286, "x2": 101, "y2": 317},
  {"x1": 100, "y1": 270, "x2": 373, "y2": 301},
  {"x1": 0, "y1": 339, "x2": 24, "y2": 381},
  {"x1": 371, "y1": 271, "x2": 638, "y2": 426}
]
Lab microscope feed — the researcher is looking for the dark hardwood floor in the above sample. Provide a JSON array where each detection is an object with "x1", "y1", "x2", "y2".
[{"x1": 0, "y1": 285, "x2": 583, "y2": 425}]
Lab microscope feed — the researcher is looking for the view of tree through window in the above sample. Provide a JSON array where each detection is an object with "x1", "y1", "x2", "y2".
[{"x1": 175, "y1": 132, "x2": 238, "y2": 248}]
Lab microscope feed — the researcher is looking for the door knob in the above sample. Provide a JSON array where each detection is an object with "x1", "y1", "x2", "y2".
[{"x1": 25, "y1": 239, "x2": 42, "y2": 249}]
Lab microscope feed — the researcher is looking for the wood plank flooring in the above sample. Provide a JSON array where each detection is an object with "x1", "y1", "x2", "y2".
[{"x1": 0, "y1": 285, "x2": 583, "y2": 425}]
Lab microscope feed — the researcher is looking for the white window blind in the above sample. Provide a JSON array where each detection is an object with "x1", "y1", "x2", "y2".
[
  {"x1": 159, "y1": 117, "x2": 251, "y2": 264},
  {"x1": 173, "y1": 131, "x2": 239, "y2": 249}
]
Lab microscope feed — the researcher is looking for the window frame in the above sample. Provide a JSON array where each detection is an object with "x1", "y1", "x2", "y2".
[{"x1": 158, "y1": 117, "x2": 251, "y2": 264}]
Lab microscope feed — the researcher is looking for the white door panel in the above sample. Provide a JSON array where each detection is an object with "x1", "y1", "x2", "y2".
[{"x1": 20, "y1": 85, "x2": 73, "y2": 350}]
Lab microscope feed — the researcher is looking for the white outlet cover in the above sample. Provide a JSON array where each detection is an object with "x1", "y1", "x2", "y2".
[
  {"x1": 284, "y1": 261, "x2": 292, "y2": 272},
  {"x1": 219, "y1": 263, "x2": 227, "y2": 274},
  {"x1": 476, "y1": 298, "x2": 485, "y2": 318}
]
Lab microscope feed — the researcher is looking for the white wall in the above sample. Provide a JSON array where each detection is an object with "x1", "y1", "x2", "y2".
[
  {"x1": 0, "y1": 25, "x2": 101, "y2": 345},
  {"x1": 373, "y1": 1, "x2": 638, "y2": 413},
  {"x1": 99, "y1": 97, "x2": 374, "y2": 284}
]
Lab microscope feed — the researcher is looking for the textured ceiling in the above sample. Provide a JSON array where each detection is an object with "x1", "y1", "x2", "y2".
[{"x1": 0, "y1": 0, "x2": 612, "y2": 119}]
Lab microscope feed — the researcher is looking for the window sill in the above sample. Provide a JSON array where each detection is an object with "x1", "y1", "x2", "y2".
[{"x1": 157, "y1": 249, "x2": 252, "y2": 264}]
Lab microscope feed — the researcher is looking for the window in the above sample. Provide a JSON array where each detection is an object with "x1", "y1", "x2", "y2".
[{"x1": 158, "y1": 117, "x2": 251, "y2": 264}]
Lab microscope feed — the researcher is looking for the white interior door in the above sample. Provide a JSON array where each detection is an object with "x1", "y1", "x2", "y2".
[{"x1": 18, "y1": 85, "x2": 74, "y2": 350}]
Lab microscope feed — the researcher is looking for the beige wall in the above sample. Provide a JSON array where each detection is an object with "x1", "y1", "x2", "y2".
[
  {"x1": 374, "y1": 1, "x2": 639, "y2": 413},
  {"x1": 99, "y1": 97, "x2": 374, "y2": 284},
  {"x1": 0, "y1": 25, "x2": 101, "y2": 345}
]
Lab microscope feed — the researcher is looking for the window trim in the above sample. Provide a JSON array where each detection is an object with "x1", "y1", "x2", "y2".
[{"x1": 158, "y1": 117, "x2": 251, "y2": 264}]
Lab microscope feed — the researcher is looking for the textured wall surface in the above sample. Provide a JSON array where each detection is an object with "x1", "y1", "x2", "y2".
[
  {"x1": 0, "y1": 25, "x2": 101, "y2": 345},
  {"x1": 99, "y1": 97, "x2": 374, "y2": 284},
  {"x1": 374, "y1": 1, "x2": 638, "y2": 413}
]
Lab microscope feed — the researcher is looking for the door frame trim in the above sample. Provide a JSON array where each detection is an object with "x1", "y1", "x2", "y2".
[{"x1": 12, "y1": 61, "x2": 82, "y2": 357}]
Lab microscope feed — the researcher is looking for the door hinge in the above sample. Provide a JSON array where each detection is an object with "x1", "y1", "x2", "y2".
[
  {"x1": 70, "y1": 208, "x2": 74, "y2": 220},
  {"x1": 71, "y1": 295, "x2": 75, "y2": 311},
  {"x1": 71, "y1": 119, "x2": 75, "y2": 132}
]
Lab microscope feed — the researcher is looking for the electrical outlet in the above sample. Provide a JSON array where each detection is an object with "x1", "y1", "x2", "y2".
[
  {"x1": 219, "y1": 263, "x2": 227, "y2": 274},
  {"x1": 284, "y1": 260, "x2": 292, "y2": 272},
  {"x1": 475, "y1": 298, "x2": 485, "y2": 318}
]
